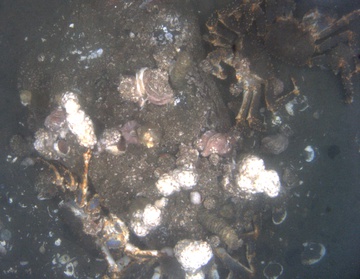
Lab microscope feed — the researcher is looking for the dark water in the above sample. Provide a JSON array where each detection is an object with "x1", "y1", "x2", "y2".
[{"x1": 0, "y1": 0, "x2": 360, "y2": 278}]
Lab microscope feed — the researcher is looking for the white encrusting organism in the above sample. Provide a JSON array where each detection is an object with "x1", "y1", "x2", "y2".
[
  {"x1": 156, "y1": 167, "x2": 199, "y2": 196},
  {"x1": 61, "y1": 92, "x2": 97, "y2": 148},
  {"x1": 174, "y1": 239, "x2": 213, "y2": 279}
]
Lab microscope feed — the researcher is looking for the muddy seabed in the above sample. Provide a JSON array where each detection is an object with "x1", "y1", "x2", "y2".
[{"x1": 0, "y1": 0, "x2": 359, "y2": 278}]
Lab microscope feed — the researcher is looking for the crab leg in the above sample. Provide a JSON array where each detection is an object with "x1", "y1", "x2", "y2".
[
  {"x1": 78, "y1": 149, "x2": 91, "y2": 207},
  {"x1": 206, "y1": 12, "x2": 238, "y2": 46},
  {"x1": 228, "y1": 52, "x2": 264, "y2": 131},
  {"x1": 315, "y1": 30, "x2": 356, "y2": 54},
  {"x1": 311, "y1": 44, "x2": 358, "y2": 103},
  {"x1": 265, "y1": 77, "x2": 300, "y2": 112},
  {"x1": 36, "y1": 158, "x2": 64, "y2": 188},
  {"x1": 316, "y1": 9, "x2": 360, "y2": 40},
  {"x1": 235, "y1": 84, "x2": 252, "y2": 129},
  {"x1": 100, "y1": 244, "x2": 120, "y2": 273},
  {"x1": 217, "y1": 0, "x2": 263, "y2": 35},
  {"x1": 125, "y1": 243, "x2": 163, "y2": 258},
  {"x1": 35, "y1": 158, "x2": 78, "y2": 191},
  {"x1": 247, "y1": 83, "x2": 265, "y2": 131},
  {"x1": 213, "y1": 217, "x2": 260, "y2": 278},
  {"x1": 200, "y1": 48, "x2": 230, "y2": 80},
  {"x1": 340, "y1": 62, "x2": 357, "y2": 104},
  {"x1": 214, "y1": 245, "x2": 256, "y2": 277}
]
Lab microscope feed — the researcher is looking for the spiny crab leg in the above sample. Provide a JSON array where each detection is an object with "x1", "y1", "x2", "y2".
[
  {"x1": 229, "y1": 50, "x2": 266, "y2": 131},
  {"x1": 99, "y1": 244, "x2": 120, "y2": 273},
  {"x1": 35, "y1": 157, "x2": 78, "y2": 191},
  {"x1": 213, "y1": 216, "x2": 259, "y2": 277},
  {"x1": 124, "y1": 243, "x2": 164, "y2": 258},
  {"x1": 246, "y1": 83, "x2": 265, "y2": 132},
  {"x1": 315, "y1": 9, "x2": 360, "y2": 41},
  {"x1": 36, "y1": 158, "x2": 64, "y2": 187},
  {"x1": 235, "y1": 84, "x2": 252, "y2": 128},
  {"x1": 315, "y1": 30, "x2": 355, "y2": 55},
  {"x1": 78, "y1": 149, "x2": 92, "y2": 207}
]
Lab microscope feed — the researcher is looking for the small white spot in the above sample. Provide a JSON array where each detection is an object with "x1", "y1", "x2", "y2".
[
  {"x1": 285, "y1": 100, "x2": 295, "y2": 116},
  {"x1": 54, "y1": 238, "x2": 61, "y2": 246},
  {"x1": 271, "y1": 114, "x2": 282, "y2": 126},
  {"x1": 69, "y1": 23, "x2": 74, "y2": 28},
  {"x1": 304, "y1": 145, "x2": 315, "y2": 162},
  {"x1": 174, "y1": 97, "x2": 181, "y2": 106},
  {"x1": 190, "y1": 191, "x2": 202, "y2": 205},
  {"x1": 18, "y1": 203, "x2": 27, "y2": 208},
  {"x1": 37, "y1": 53, "x2": 46, "y2": 62}
]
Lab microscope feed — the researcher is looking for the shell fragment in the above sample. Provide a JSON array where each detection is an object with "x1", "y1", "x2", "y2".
[
  {"x1": 263, "y1": 262, "x2": 284, "y2": 279},
  {"x1": 304, "y1": 145, "x2": 315, "y2": 162},
  {"x1": 301, "y1": 242, "x2": 326, "y2": 265}
]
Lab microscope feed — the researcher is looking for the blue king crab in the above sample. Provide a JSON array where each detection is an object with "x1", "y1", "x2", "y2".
[{"x1": 201, "y1": 0, "x2": 360, "y2": 131}]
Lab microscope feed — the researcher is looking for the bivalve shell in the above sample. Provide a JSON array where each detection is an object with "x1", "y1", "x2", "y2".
[
  {"x1": 263, "y1": 262, "x2": 283, "y2": 279},
  {"x1": 301, "y1": 242, "x2": 326, "y2": 265},
  {"x1": 272, "y1": 205, "x2": 287, "y2": 225}
]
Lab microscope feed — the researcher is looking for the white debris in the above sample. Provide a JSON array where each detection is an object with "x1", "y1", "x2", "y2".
[
  {"x1": 64, "y1": 262, "x2": 75, "y2": 277},
  {"x1": 285, "y1": 99, "x2": 296, "y2": 116},
  {"x1": 156, "y1": 172, "x2": 181, "y2": 196},
  {"x1": 234, "y1": 155, "x2": 281, "y2": 199},
  {"x1": 61, "y1": 92, "x2": 97, "y2": 148},
  {"x1": 79, "y1": 48, "x2": 104, "y2": 61},
  {"x1": 154, "y1": 197, "x2": 168, "y2": 209},
  {"x1": 271, "y1": 114, "x2": 282, "y2": 126},
  {"x1": 156, "y1": 167, "x2": 199, "y2": 196},
  {"x1": 304, "y1": 145, "x2": 315, "y2": 162},
  {"x1": 255, "y1": 169, "x2": 281, "y2": 198},
  {"x1": 143, "y1": 204, "x2": 162, "y2": 227},
  {"x1": 130, "y1": 204, "x2": 162, "y2": 237},
  {"x1": 185, "y1": 270, "x2": 205, "y2": 279},
  {"x1": 172, "y1": 168, "x2": 198, "y2": 189},
  {"x1": 54, "y1": 238, "x2": 62, "y2": 246},
  {"x1": 97, "y1": 128, "x2": 123, "y2": 155},
  {"x1": 190, "y1": 191, "x2": 202, "y2": 205},
  {"x1": 174, "y1": 239, "x2": 213, "y2": 276},
  {"x1": 285, "y1": 95, "x2": 309, "y2": 116},
  {"x1": 238, "y1": 155, "x2": 265, "y2": 178}
]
